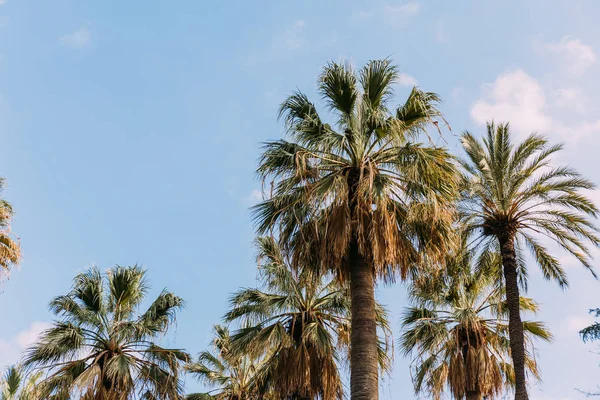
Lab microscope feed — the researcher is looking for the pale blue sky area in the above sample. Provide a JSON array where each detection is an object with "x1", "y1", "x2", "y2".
[{"x1": 1, "y1": 1, "x2": 600, "y2": 399}]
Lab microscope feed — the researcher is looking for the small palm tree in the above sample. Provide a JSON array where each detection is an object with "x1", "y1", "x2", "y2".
[
  {"x1": 401, "y1": 239, "x2": 551, "y2": 400},
  {"x1": 185, "y1": 325, "x2": 269, "y2": 400},
  {"x1": 0, "y1": 365, "x2": 42, "y2": 400},
  {"x1": 24, "y1": 265, "x2": 189, "y2": 400},
  {"x1": 0, "y1": 178, "x2": 21, "y2": 280},
  {"x1": 255, "y1": 59, "x2": 457, "y2": 399},
  {"x1": 224, "y1": 237, "x2": 393, "y2": 400},
  {"x1": 460, "y1": 122, "x2": 600, "y2": 400}
]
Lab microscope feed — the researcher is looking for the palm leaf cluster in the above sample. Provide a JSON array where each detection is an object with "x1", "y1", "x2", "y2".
[
  {"x1": 23, "y1": 265, "x2": 189, "y2": 400},
  {"x1": 0, "y1": 178, "x2": 21, "y2": 279}
]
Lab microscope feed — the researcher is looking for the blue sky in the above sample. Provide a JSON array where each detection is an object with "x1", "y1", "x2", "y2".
[{"x1": 1, "y1": 1, "x2": 600, "y2": 399}]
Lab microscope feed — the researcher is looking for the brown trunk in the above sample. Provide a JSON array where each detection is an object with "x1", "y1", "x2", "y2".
[
  {"x1": 349, "y1": 240, "x2": 379, "y2": 400},
  {"x1": 498, "y1": 233, "x2": 529, "y2": 400},
  {"x1": 466, "y1": 390, "x2": 482, "y2": 400}
]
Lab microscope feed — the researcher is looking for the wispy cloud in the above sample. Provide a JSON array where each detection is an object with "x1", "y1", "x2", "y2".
[
  {"x1": 436, "y1": 21, "x2": 449, "y2": 43},
  {"x1": 384, "y1": 3, "x2": 420, "y2": 26},
  {"x1": 242, "y1": 189, "x2": 264, "y2": 205},
  {"x1": 351, "y1": 2, "x2": 420, "y2": 27},
  {"x1": 60, "y1": 26, "x2": 91, "y2": 49},
  {"x1": 544, "y1": 36, "x2": 596, "y2": 77},
  {"x1": 398, "y1": 73, "x2": 418, "y2": 86},
  {"x1": 283, "y1": 20, "x2": 306, "y2": 50},
  {"x1": 0, "y1": 321, "x2": 51, "y2": 367},
  {"x1": 0, "y1": 0, "x2": 6, "y2": 6}
]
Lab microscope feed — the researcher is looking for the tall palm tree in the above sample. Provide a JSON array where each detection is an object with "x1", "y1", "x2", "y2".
[
  {"x1": 185, "y1": 325, "x2": 270, "y2": 400},
  {"x1": 254, "y1": 59, "x2": 458, "y2": 399},
  {"x1": 0, "y1": 178, "x2": 21, "y2": 279},
  {"x1": 401, "y1": 238, "x2": 551, "y2": 400},
  {"x1": 460, "y1": 122, "x2": 600, "y2": 400},
  {"x1": 224, "y1": 237, "x2": 393, "y2": 400},
  {"x1": 24, "y1": 265, "x2": 189, "y2": 400},
  {"x1": 1, "y1": 365, "x2": 42, "y2": 400}
]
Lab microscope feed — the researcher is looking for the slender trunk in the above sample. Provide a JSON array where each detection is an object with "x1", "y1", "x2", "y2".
[
  {"x1": 498, "y1": 233, "x2": 529, "y2": 400},
  {"x1": 466, "y1": 390, "x2": 482, "y2": 400},
  {"x1": 349, "y1": 240, "x2": 379, "y2": 400}
]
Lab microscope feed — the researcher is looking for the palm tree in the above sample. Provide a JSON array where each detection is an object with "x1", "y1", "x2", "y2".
[
  {"x1": 24, "y1": 265, "x2": 189, "y2": 400},
  {"x1": 460, "y1": 122, "x2": 600, "y2": 400},
  {"x1": 223, "y1": 237, "x2": 393, "y2": 400},
  {"x1": 0, "y1": 178, "x2": 21, "y2": 279},
  {"x1": 1, "y1": 365, "x2": 42, "y2": 400},
  {"x1": 401, "y1": 238, "x2": 551, "y2": 400},
  {"x1": 254, "y1": 59, "x2": 458, "y2": 399},
  {"x1": 185, "y1": 324, "x2": 270, "y2": 400}
]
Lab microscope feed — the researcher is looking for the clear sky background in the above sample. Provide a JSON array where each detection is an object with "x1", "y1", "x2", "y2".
[{"x1": 1, "y1": 1, "x2": 600, "y2": 399}]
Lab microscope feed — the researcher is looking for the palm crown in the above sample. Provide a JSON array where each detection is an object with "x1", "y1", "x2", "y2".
[
  {"x1": 461, "y1": 122, "x2": 600, "y2": 286},
  {"x1": 401, "y1": 240, "x2": 551, "y2": 400},
  {"x1": 24, "y1": 265, "x2": 189, "y2": 400},
  {"x1": 254, "y1": 59, "x2": 458, "y2": 279}
]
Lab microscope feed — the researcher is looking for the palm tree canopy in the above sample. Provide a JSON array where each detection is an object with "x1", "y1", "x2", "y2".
[
  {"x1": 253, "y1": 59, "x2": 459, "y2": 281},
  {"x1": 460, "y1": 122, "x2": 600, "y2": 287},
  {"x1": 223, "y1": 236, "x2": 393, "y2": 400},
  {"x1": 0, "y1": 178, "x2": 21, "y2": 280},
  {"x1": 401, "y1": 240, "x2": 552, "y2": 400},
  {"x1": 185, "y1": 324, "x2": 272, "y2": 400},
  {"x1": 23, "y1": 265, "x2": 189, "y2": 400}
]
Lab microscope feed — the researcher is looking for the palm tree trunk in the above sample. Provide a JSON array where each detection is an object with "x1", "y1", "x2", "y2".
[
  {"x1": 498, "y1": 233, "x2": 528, "y2": 400},
  {"x1": 466, "y1": 391, "x2": 482, "y2": 400},
  {"x1": 349, "y1": 240, "x2": 379, "y2": 400}
]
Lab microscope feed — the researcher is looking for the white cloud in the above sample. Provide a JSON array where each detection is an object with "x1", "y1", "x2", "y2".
[
  {"x1": 397, "y1": 73, "x2": 418, "y2": 86},
  {"x1": 553, "y1": 87, "x2": 586, "y2": 113},
  {"x1": 384, "y1": 3, "x2": 420, "y2": 26},
  {"x1": 0, "y1": 322, "x2": 51, "y2": 368},
  {"x1": 470, "y1": 69, "x2": 600, "y2": 142},
  {"x1": 435, "y1": 21, "x2": 449, "y2": 43},
  {"x1": 545, "y1": 36, "x2": 596, "y2": 77},
  {"x1": 0, "y1": 0, "x2": 6, "y2": 6},
  {"x1": 283, "y1": 20, "x2": 306, "y2": 50},
  {"x1": 352, "y1": 3, "x2": 420, "y2": 27},
  {"x1": 60, "y1": 27, "x2": 91, "y2": 49},
  {"x1": 242, "y1": 189, "x2": 264, "y2": 205},
  {"x1": 471, "y1": 69, "x2": 552, "y2": 135}
]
